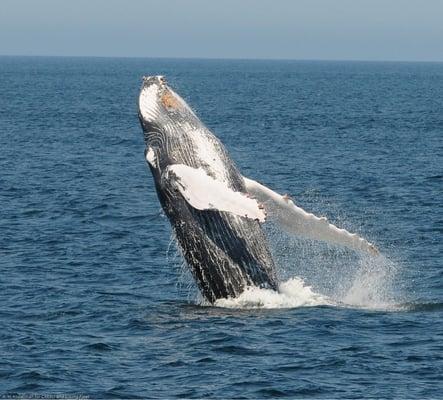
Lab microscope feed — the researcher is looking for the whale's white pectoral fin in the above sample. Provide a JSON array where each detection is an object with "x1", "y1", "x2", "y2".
[
  {"x1": 244, "y1": 177, "x2": 379, "y2": 255},
  {"x1": 166, "y1": 164, "x2": 266, "y2": 222}
]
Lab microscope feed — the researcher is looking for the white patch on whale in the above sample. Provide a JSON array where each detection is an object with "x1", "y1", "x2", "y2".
[
  {"x1": 180, "y1": 123, "x2": 229, "y2": 182},
  {"x1": 167, "y1": 164, "x2": 266, "y2": 222},
  {"x1": 146, "y1": 147, "x2": 156, "y2": 167},
  {"x1": 139, "y1": 84, "x2": 160, "y2": 122}
]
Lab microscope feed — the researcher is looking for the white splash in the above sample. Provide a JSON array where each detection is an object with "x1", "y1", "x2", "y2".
[
  {"x1": 340, "y1": 254, "x2": 400, "y2": 311},
  {"x1": 261, "y1": 213, "x2": 403, "y2": 311},
  {"x1": 208, "y1": 249, "x2": 401, "y2": 311},
  {"x1": 214, "y1": 277, "x2": 331, "y2": 309}
]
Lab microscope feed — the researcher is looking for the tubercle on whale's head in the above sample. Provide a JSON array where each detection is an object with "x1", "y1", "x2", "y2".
[{"x1": 138, "y1": 75, "x2": 197, "y2": 132}]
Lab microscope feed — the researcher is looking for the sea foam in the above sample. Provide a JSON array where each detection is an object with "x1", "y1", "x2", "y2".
[
  {"x1": 211, "y1": 253, "x2": 402, "y2": 311},
  {"x1": 214, "y1": 277, "x2": 331, "y2": 309}
]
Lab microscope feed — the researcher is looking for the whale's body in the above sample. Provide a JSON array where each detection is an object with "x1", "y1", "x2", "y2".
[
  {"x1": 139, "y1": 76, "x2": 277, "y2": 302},
  {"x1": 138, "y1": 76, "x2": 378, "y2": 303}
]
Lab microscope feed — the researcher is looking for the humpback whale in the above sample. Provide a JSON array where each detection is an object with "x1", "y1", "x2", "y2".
[{"x1": 138, "y1": 76, "x2": 378, "y2": 303}]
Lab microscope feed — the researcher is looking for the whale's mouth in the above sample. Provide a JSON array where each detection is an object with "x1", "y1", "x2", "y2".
[{"x1": 142, "y1": 75, "x2": 167, "y2": 87}]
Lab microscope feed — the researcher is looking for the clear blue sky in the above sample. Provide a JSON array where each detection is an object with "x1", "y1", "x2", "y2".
[{"x1": 1, "y1": 0, "x2": 442, "y2": 61}]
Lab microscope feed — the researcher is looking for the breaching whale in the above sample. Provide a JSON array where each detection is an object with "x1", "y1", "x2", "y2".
[{"x1": 138, "y1": 76, "x2": 378, "y2": 303}]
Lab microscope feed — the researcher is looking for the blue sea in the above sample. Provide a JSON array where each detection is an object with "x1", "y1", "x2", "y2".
[{"x1": 0, "y1": 56, "x2": 442, "y2": 398}]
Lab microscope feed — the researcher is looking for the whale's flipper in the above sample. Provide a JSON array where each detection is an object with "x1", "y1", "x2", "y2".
[
  {"x1": 244, "y1": 177, "x2": 378, "y2": 255},
  {"x1": 167, "y1": 164, "x2": 266, "y2": 222}
]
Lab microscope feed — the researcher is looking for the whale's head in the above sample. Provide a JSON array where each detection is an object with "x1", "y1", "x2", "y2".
[
  {"x1": 138, "y1": 76, "x2": 198, "y2": 143},
  {"x1": 138, "y1": 76, "x2": 203, "y2": 175}
]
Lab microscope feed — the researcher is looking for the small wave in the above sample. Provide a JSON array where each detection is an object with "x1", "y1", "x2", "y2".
[
  {"x1": 212, "y1": 345, "x2": 261, "y2": 355},
  {"x1": 214, "y1": 277, "x2": 331, "y2": 309},
  {"x1": 17, "y1": 370, "x2": 53, "y2": 381},
  {"x1": 399, "y1": 301, "x2": 443, "y2": 312},
  {"x1": 82, "y1": 342, "x2": 113, "y2": 352}
]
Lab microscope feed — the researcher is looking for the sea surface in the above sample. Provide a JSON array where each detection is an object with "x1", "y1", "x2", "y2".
[{"x1": 0, "y1": 56, "x2": 442, "y2": 398}]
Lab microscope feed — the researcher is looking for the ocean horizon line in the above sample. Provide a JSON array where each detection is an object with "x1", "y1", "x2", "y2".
[{"x1": 1, "y1": 53, "x2": 442, "y2": 64}]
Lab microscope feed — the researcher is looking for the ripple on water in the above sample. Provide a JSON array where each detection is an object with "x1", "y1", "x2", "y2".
[{"x1": 82, "y1": 342, "x2": 114, "y2": 352}]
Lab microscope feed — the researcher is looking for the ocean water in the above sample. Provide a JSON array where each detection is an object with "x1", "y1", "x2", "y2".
[{"x1": 0, "y1": 56, "x2": 442, "y2": 398}]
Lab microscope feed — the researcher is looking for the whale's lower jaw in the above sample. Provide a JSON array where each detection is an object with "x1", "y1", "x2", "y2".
[{"x1": 160, "y1": 190, "x2": 278, "y2": 303}]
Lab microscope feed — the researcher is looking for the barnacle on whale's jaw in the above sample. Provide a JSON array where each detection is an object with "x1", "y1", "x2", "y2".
[{"x1": 160, "y1": 90, "x2": 180, "y2": 109}]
